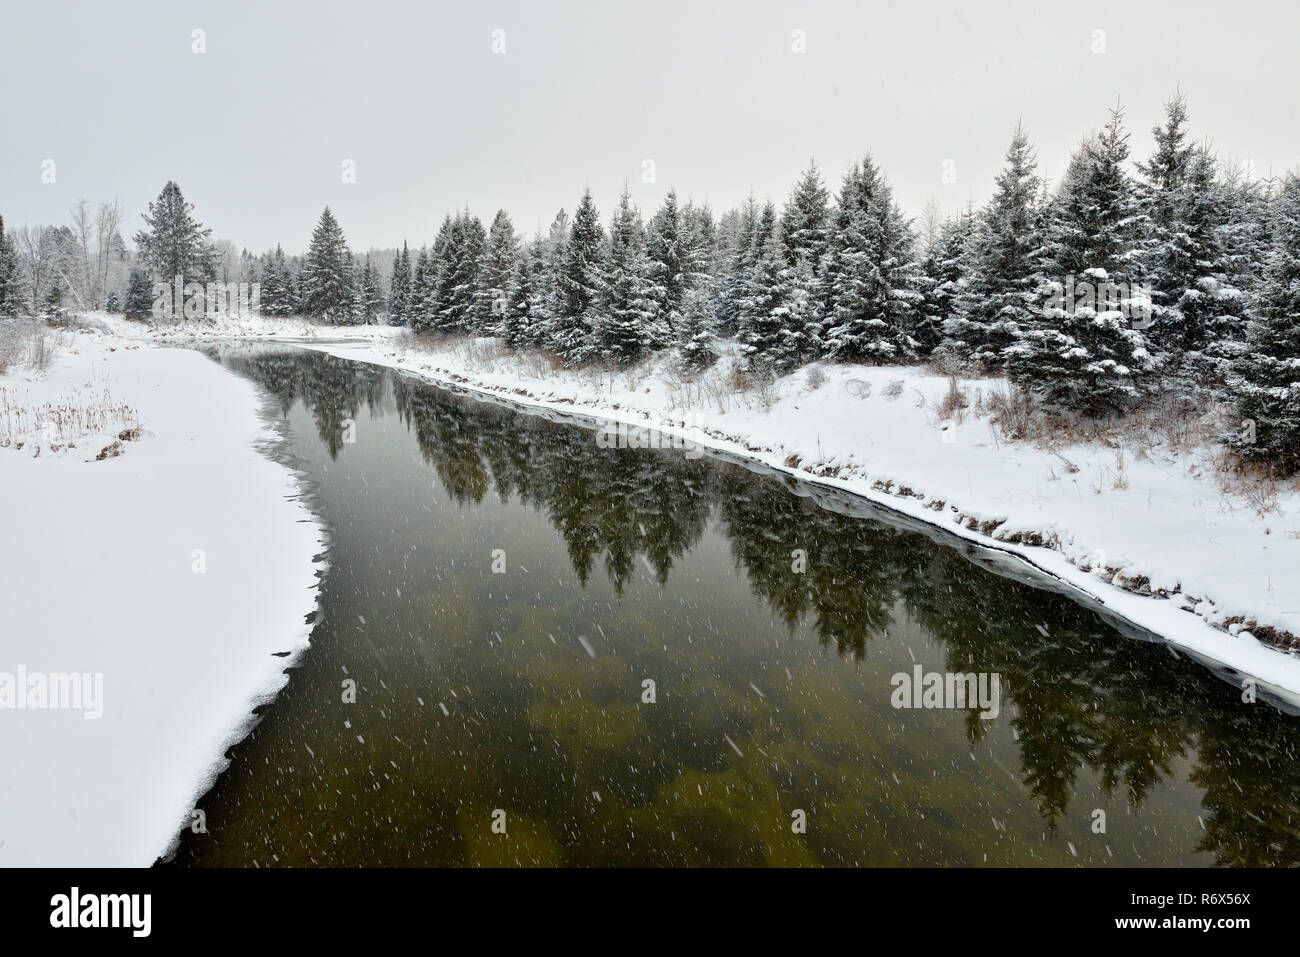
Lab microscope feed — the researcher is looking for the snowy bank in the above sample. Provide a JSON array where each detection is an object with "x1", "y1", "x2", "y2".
[
  {"x1": 95, "y1": 313, "x2": 1300, "y2": 707},
  {"x1": 0, "y1": 334, "x2": 324, "y2": 866}
]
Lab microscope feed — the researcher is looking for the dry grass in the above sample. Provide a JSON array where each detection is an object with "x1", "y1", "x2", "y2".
[
  {"x1": 0, "y1": 318, "x2": 62, "y2": 375},
  {"x1": 0, "y1": 386, "x2": 142, "y2": 456}
]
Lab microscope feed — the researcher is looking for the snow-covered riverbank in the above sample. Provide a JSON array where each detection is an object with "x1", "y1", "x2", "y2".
[
  {"x1": 99, "y1": 313, "x2": 1300, "y2": 704},
  {"x1": 0, "y1": 334, "x2": 324, "y2": 866}
]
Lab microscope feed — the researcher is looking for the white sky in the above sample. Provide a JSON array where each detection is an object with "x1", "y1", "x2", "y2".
[{"x1": 2, "y1": 0, "x2": 1297, "y2": 253}]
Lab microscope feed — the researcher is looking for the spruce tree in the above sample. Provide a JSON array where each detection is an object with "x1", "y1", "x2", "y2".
[
  {"x1": 1227, "y1": 175, "x2": 1300, "y2": 474},
  {"x1": 408, "y1": 246, "x2": 432, "y2": 331},
  {"x1": 123, "y1": 268, "x2": 154, "y2": 320},
  {"x1": 502, "y1": 238, "x2": 543, "y2": 347},
  {"x1": 0, "y1": 215, "x2": 19, "y2": 315},
  {"x1": 947, "y1": 124, "x2": 1044, "y2": 368},
  {"x1": 1160, "y1": 149, "x2": 1246, "y2": 384},
  {"x1": 819, "y1": 155, "x2": 922, "y2": 361},
  {"x1": 916, "y1": 211, "x2": 973, "y2": 359},
  {"x1": 781, "y1": 160, "x2": 830, "y2": 267},
  {"x1": 716, "y1": 195, "x2": 760, "y2": 337},
  {"x1": 422, "y1": 215, "x2": 455, "y2": 330},
  {"x1": 551, "y1": 190, "x2": 604, "y2": 363},
  {"x1": 258, "y1": 245, "x2": 295, "y2": 316},
  {"x1": 1006, "y1": 108, "x2": 1155, "y2": 415},
  {"x1": 133, "y1": 181, "x2": 215, "y2": 289},
  {"x1": 740, "y1": 204, "x2": 810, "y2": 372},
  {"x1": 677, "y1": 285, "x2": 719, "y2": 372},
  {"x1": 350, "y1": 260, "x2": 382, "y2": 324},
  {"x1": 646, "y1": 189, "x2": 691, "y2": 338},
  {"x1": 389, "y1": 241, "x2": 411, "y2": 326},
  {"x1": 595, "y1": 187, "x2": 660, "y2": 365},
  {"x1": 302, "y1": 207, "x2": 354, "y2": 323},
  {"x1": 479, "y1": 210, "x2": 519, "y2": 336}
]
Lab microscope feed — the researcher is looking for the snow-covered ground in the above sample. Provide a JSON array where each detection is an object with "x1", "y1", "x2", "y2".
[
  {"x1": 0, "y1": 329, "x2": 324, "y2": 866},
  {"x1": 96, "y1": 312, "x2": 1300, "y2": 706}
]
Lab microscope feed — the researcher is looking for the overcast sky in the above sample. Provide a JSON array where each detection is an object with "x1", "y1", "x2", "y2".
[{"x1": 3, "y1": 0, "x2": 1297, "y2": 253}]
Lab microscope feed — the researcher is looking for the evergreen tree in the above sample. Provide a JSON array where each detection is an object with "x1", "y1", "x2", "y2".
[
  {"x1": 551, "y1": 190, "x2": 604, "y2": 362},
  {"x1": 409, "y1": 245, "x2": 435, "y2": 331},
  {"x1": 259, "y1": 244, "x2": 296, "y2": 316},
  {"x1": 717, "y1": 194, "x2": 760, "y2": 337},
  {"x1": 947, "y1": 124, "x2": 1044, "y2": 368},
  {"x1": 123, "y1": 268, "x2": 154, "y2": 320},
  {"x1": 429, "y1": 211, "x2": 485, "y2": 333},
  {"x1": 1158, "y1": 148, "x2": 1246, "y2": 384},
  {"x1": 302, "y1": 207, "x2": 354, "y2": 323},
  {"x1": 479, "y1": 211, "x2": 519, "y2": 335},
  {"x1": 740, "y1": 204, "x2": 811, "y2": 372},
  {"x1": 420, "y1": 215, "x2": 455, "y2": 330},
  {"x1": 0, "y1": 215, "x2": 19, "y2": 315},
  {"x1": 389, "y1": 241, "x2": 412, "y2": 326},
  {"x1": 133, "y1": 181, "x2": 215, "y2": 289},
  {"x1": 916, "y1": 211, "x2": 973, "y2": 359},
  {"x1": 677, "y1": 285, "x2": 719, "y2": 372},
  {"x1": 819, "y1": 155, "x2": 922, "y2": 362},
  {"x1": 350, "y1": 259, "x2": 383, "y2": 324},
  {"x1": 781, "y1": 160, "x2": 830, "y2": 267},
  {"x1": 646, "y1": 189, "x2": 691, "y2": 339},
  {"x1": 594, "y1": 187, "x2": 660, "y2": 365},
  {"x1": 1227, "y1": 175, "x2": 1300, "y2": 474},
  {"x1": 502, "y1": 238, "x2": 544, "y2": 348},
  {"x1": 1006, "y1": 107, "x2": 1156, "y2": 415}
]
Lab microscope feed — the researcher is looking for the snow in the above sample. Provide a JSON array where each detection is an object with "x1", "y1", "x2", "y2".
[
  {"x1": 0, "y1": 332, "x2": 324, "y2": 866},
  {"x1": 95, "y1": 313, "x2": 1300, "y2": 703}
]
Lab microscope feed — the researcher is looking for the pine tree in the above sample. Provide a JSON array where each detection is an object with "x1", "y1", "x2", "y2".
[
  {"x1": 550, "y1": 190, "x2": 604, "y2": 362},
  {"x1": 133, "y1": 181, "x2": 215, "y2": 289},
  {"x1": 302, "y1": 207, "x2": 354, "y2": 323},
  {"x1": 389, "y1": 241, "x2": 412, "y2": 326},
  {"x1": 1006, "y1": 107, "x2": 1155, "y2": 415},
  {"x1": 408, "y1": 246, "x2": 432, "y2": 331},
  {"x1": 479, "y1": 210, "x2": 519, "y2": 336},
  {"x1": 947, "y1": 124, "x2": 1044, "y2": 368},
  {"x1": 123, "y1": 268, "x2": 154, "y2": 320},
  {"x1": 1226, "y1": 175, "x2": 1300, "y2": 474},
  {"x1": 594, "y1": 187, "x2": 660, "y2": 365},
  {"x1": 819, "y1": 155, "x2": 922, "y2": 362}
]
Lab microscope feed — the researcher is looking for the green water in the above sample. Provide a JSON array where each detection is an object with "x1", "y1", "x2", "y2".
[{"x1": 169, "y1": 346, "x2": 1300, "y2": 867}]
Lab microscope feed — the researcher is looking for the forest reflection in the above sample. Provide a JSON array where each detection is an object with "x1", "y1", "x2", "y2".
[{"x1": 208, "y1": 345, "x2": 1300, "y2": 867}]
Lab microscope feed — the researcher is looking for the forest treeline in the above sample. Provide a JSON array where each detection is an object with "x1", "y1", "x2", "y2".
[{"x1": 2, "y1": 93, "x2": 1297, "y2": 471}]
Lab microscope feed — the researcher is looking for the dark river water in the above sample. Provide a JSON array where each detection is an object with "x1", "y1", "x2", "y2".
[{"x1": 168, "y1": 345, "x2": 1300, "y2": 867}]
